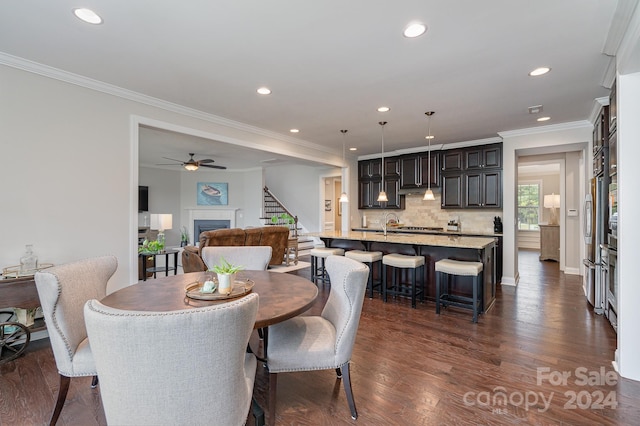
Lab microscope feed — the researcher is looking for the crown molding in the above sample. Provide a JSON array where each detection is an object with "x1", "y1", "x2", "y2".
[
  {"x1": 603, "y1": 0, "x2": 640, "y2": 56},
  {"x1": 0, "y1": 52, "x2": 337, "y2": 156},
  {"x1": 589, "y1": 96, "x2": 611, "y2": 124},
  {"x1": 498, "y1": 120, "x2": 592, "y2": 138}
]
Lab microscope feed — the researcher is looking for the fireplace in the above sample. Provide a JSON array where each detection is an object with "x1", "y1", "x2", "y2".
[
  {"x1": 194, "y1": 220, "x2": 230, "y2": 242},
  {"x1": 187, "y1": 209, "x2": 238, "y2": 246}
]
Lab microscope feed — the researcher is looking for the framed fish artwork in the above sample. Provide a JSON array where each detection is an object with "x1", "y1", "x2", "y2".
[{"x1": 197, "y1": 182, "x2": 228, "y2": 205}]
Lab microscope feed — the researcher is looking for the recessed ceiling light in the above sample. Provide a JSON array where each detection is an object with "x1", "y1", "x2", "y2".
[
  {"x1": 403, "y1": 22, "x2": 427, "y2": 38},
  {"x1": 289, "y1": 129, "x2": 299, "y2": 133},
  {"x1": 349, "y1": 147, "x2": 357, "y2": 151},
  {"x1": 529, "y1": 67, "x2": 551, "y2": 76},
  {"x1": 73, "y1": 8, "x2": 102, "y2": 24},
  {"x1": 377, "y1": 106, "x2": 390, "y2": 112},
  {"x1": 257, "y1": 87, "x2": 271, "y2": 95},
  {"x1": 537, "y1": 116, "x2": 551, "y2": 122}
]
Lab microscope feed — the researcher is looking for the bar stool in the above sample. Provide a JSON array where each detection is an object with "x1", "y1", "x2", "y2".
[
  {"x1": 382, "y1": 253, "x2": 425, "y2": 308},
  {"x1": 344, "y1": 250, "x2": 383, "y2": 298},
  {"x1": 310, "y1": 247, "x2": 344, "y2": 285},
  {"x1": 435, "y1": 259, "x2": 483, "y2": 323}
]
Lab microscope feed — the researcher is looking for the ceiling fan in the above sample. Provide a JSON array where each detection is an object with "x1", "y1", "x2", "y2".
[{"x1": 157, "y1": 153, "x2": 227, "y2": 171}]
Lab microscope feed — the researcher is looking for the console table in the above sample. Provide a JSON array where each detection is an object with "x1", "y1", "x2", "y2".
[
  {"x1": 539, "y1": 225, "x2": 560, "y2": 262},
  {"x1": 138, "y1": 250, "x2": 179, "y2": 281}
]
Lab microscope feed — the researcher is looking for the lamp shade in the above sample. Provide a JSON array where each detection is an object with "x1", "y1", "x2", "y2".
[
  {"x1": 543, "y1": 193, "x2": 560, "y2": 209},
  {"x1": 150, "y1": 213, "x2": 173, "y2": 231}
]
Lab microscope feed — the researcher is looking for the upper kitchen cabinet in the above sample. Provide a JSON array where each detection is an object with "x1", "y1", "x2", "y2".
[
  {"x1": 609, "y1": 80, "x2": 617, "y2": 135},
  {"x1": 358, "y1": 158, "x2": 382, "y2": 179},
  {"x1": 358, "y1": 158, "x2": 404, "y2": 210},
  {"x1": 593, "y1": 105, "x2": 609, "y2": 155},
  {"x1": 440, "y1": 142, "x2": 503, "y2": 210},
  {"x1": 400, "y1": 152, "x2": 440, "y2": 189},
  {"x1": 384, "y1": 157, "x2": 401, "y2": 177},
  {"x1": 441, "y1": 173, "x2": 463, "y2": 208},
  {"x1": 441, "y1": 150, "x2": 464, "y2": 172},
  {"x1": 464, "y1": 170, "x2": 502, "y2": 208},
  {"x1": 464, "y1": 143, "x2": 502, "y2": 170}
]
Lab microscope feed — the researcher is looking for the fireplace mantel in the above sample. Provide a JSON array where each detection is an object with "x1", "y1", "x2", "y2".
[{"x1": 187, "y1": 209, "x2": 238, "y2": 243}]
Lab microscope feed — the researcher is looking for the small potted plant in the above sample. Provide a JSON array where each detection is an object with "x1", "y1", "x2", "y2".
[
  {"x1": 180, "y1": 226, "x2": 189, "y2": 247},
  {"x1": 138, "y1": 239, "x2": 163, "y2": 254},
  {"x1": 211, "y1": 257, "x2": 244, "y2": 295}
]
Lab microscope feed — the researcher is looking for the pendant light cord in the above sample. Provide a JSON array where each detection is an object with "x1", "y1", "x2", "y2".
[
  {"x1": 425, "y1": 112, "x2": 435, "y2": 190},
  {"x1": 380, "y1": 121, "x2": 387, "y2": 187}
]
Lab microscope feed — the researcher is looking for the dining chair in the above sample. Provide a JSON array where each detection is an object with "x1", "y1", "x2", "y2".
[
  {"x1": 33, "y1": 255, "x2": 117, "y2": 425},
  {"x1": 84, "y1": 293, "x2": 261, "y2": 426},
  {"x1": 266, "y1": 255, "x2": 369, "y2": 424},
  {"x1": 201, "y1": 245, "x2": 272, "y2": 271}
]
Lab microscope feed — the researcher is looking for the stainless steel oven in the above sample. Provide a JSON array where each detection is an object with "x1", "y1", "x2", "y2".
[{"x1": 601, "y1": 245, "x2": 617, "y2": 332}]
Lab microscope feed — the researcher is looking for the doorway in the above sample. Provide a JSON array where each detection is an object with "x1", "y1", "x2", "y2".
[
  {"x1": 321, "y1": 176, "x2": 341, "y2": 232},
  {"x1": 516, "y1": 155, "x2": 564, "y2": 272}
]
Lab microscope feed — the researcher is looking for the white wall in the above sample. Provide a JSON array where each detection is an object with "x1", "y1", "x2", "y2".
[
  {"x1": 617, "y1": 72, "x2": 640, "y2": 381},
  {"x1": 0, "y1": 64, "x2": 338, "y2": 293}
]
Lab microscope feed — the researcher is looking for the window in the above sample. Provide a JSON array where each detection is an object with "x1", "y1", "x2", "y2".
[{"x1": 518, "y1": 182, "x2": 541, "y2": 230}]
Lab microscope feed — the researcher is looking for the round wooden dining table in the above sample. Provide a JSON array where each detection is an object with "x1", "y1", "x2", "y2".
[{"x1": 100, "y1": 270, "x2": 319, "y2": 329}]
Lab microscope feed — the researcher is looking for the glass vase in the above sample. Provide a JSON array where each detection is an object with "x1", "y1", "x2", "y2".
[{"x1": 19, "y1": 244, "x2": 38, "y2": 275}]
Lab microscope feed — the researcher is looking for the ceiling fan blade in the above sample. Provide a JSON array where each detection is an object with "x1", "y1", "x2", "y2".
[
  {"x1": 198, "y1": 159, "x2": 215, "y2": 163},
  {"x1": 161, "y1": 157, "x2": 184, "y2": 163},
  {"x1": 200, "y1": 164, "x2": 227, "y2": 170},
  {"x1": 156, "y1": 163, "x2": 181, "y2": 166}
]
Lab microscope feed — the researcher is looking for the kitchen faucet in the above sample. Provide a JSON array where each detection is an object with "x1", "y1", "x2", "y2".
[{"x1": 382, "y1": 212, "x2": 399, "y2": 237}]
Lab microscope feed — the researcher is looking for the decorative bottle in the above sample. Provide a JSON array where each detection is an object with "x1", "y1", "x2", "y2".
[{"x1": 19, "y1": 244, "x2": 38, "y2": 274}]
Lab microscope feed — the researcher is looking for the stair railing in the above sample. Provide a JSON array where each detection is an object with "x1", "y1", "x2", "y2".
[{"x1": 263, "y1": 186, "x2": 299, "y2": 238}]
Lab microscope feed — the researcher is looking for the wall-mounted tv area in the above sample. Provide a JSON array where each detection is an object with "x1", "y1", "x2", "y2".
[{"x1": 138, "y1": 186, "x2": 148, "y2": 212}]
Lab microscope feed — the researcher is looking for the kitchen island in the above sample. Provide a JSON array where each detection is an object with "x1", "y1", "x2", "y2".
[
  {"x1": 352, "y1": 226, "x2": 503, "y2": 283},
  {"x1": 305, "y1": 230, "x2": 497, "y2": 312}
]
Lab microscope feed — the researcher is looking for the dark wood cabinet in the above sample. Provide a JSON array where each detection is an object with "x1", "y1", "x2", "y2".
[
  {"x1": 464, "y1": 144, "x2": 502, "y2": 170},
  {"x1": 359, "y1": 143, "x2": 501, "y2": 210},
  {"x1": 464, "y1": 171, "x2": 501, "y2": 208},
  {"x1": 358, "y1": 158, "x2": 403, "y2": 209},
  {"x1": 359, "y1": 158, "x2": 382, "y2": 179},
  {"x1": 400, "y1": 152, "x2": 440, "y2": 189},
  {"x1": 441, "y1": 150, "x2": 464, "y2": 172},
  {"x1": 440, "y1": 143, "x2": 502, "y2": 209},
  {"x1": 593, "y1": 105, "x2": 609, "y2": 155},
  {"x1": 609, "y1": 80, "x2": 617, "y2": 134},
  {"x1": 384, "y1": 157, "x2": 400, "y2": 177},
  {"x1": 441, "y1": 173, "x2": 463, "y2": 208},
  {"x1": 609, "y1": 130, "x2": 617, "y2": 176}
]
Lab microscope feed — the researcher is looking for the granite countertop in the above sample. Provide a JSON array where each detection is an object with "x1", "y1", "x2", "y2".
[
  {"x1": 350, "y1": 227, "x2": 503, "y2": 238},
  {"x1": 305, "y1": 231, "x2": 496, "y2": 249}
]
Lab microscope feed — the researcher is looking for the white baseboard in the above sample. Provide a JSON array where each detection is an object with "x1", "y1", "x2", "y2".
[{"x1": 564, "y1": 267, "x2": 580, "y2": 275}]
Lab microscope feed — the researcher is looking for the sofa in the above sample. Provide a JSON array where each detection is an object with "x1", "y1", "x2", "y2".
[{"x1": 182, "y1": 226, "x2": 290, "y2": 272}]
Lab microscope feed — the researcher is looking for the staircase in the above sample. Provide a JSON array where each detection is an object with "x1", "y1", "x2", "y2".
[{"x1": 262, "y1": 187, "x2": 315, "y2": 255}]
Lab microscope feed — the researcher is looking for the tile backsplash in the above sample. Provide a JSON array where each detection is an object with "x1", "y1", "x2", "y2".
[{"x1": 360, "y1": 192, "x2": 502, "y2": 235}]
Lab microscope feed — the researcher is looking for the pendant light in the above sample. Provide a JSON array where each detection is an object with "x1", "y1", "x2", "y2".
[
  {"x1": 339, "y1": 129, "x2": 349, "y2": 203},
  {"x1": 423, "y1": 111, "x2": 435, "y2": 201},
  {"x1": 377, "y1": 121, "x2": 388, "y2": 202}
]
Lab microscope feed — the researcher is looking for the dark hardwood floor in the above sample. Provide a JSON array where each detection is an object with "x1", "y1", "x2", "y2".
[{"x1": 2, "y1": 250, "x2": 639, "y2": 425}]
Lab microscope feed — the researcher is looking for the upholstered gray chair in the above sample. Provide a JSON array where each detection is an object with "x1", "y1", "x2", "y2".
[
  {"x1": 34, "y1": 255, "x2": 117, "y2": 426},
  {"x1": 84, "y1": 293, "x2": 260, "y2": 426},
  {"x1": 201, "y1": 245, "x2": 272, "y2": 271},
  {"x1": 266, "y1": 255, "x2": 369, "y2": 424}
]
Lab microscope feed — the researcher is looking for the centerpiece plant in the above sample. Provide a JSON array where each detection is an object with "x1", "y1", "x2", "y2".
[{"x1": 210, "y1": 257, "x2": 244, "y2": 295}]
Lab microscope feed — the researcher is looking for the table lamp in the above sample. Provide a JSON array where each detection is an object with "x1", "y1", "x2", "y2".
[
  {"x1": 543, "y1": 193, "x2": 560, "y2": 225},
  {"x1": 150, "y1": 213, "x2": 173, "y2": 249}
]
